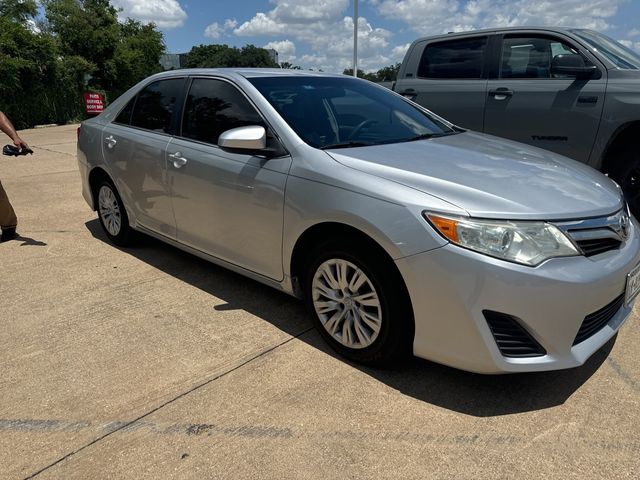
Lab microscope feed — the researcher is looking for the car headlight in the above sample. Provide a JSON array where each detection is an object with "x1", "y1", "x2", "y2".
[{"x1": 424, "y1": 212, "x2": 579, "y2": 266}]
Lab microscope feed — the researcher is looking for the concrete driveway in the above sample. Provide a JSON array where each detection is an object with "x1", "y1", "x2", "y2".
[{"x1": 0, "y1": 124, "x2": 638, "y2": 479}]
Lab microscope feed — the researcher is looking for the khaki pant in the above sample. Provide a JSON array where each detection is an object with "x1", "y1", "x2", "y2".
[{"x1": 0, "y1": 180, "x2": 17, "y2": 230}]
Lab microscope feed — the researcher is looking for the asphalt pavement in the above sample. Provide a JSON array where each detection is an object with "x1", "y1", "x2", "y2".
[{"x1": 0, "y1": 124, "x2": 638, "y2": 479}]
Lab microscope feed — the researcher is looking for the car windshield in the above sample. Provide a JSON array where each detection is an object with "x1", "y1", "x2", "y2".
[
  {"x1": 248, "y1": 76, "x2": 456, "y2": 149},
  {"x1": 571, "y1": 29, "x2": 640, "y2": 70}
]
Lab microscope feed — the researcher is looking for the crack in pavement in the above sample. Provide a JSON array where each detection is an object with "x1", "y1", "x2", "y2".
[
  {"x1": 16, "y1": 169, "x2": 79, "y2": 179},
  {"x1": 607, "y1": 357, "x2": 640, "y2": 392},
  {"x1": 22, "y1": 327, "x2": 314, "y2": 479}
]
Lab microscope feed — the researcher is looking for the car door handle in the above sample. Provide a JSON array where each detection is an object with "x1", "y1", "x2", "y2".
[
  {"x1": 489, "y1": 88, "x2": 514, "y2": 100},
  {"x1": 168, "y1": 151, "x2": 188, "y2": 168},
  {"x1": 399, "y1": 89, "x2": 417, "y2": 100},
  {"x1": 104, "y1": 135, "x2": 117, "y2": 149}
]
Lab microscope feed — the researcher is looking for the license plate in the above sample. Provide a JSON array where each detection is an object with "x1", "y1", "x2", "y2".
[{"x1": 625, "y1": 263, "x2": 640, "y2": 305}]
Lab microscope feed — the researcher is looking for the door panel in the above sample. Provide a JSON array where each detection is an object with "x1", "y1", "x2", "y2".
[
  {"x1": 168, "y1": 77, "x2": 291, "y2": 280},
  {"x1": 102, "y1": 124, "x2": 174, "y2": 237},
  {"x1": 396, "y1": 36, "x2": 489, "y2": 131},
  {"x1": 483, "y1": 35, "x2": 606, "y2": 162},
  {"x1": 100, "y1": 77, "x2": 186, "y2": 237},
  {"x1": 167, "y1": 138, "x2": 291, "y2": 280},
  {"x1": 402, "y1": 79, "x2": 488, "y2": 130}
]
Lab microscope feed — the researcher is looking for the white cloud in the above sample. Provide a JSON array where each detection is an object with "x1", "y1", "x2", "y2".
[
  {"x1": 373, "y1": 0, "x2": 623, "y2": 35},
  {"x1": 112, "y1": 0, "x2": 187, "y2": 29},
  {"x1": 204, "y1": 22, "x2": 223, "y2": 39},
  {"x1": 233, "y1": 0, "x2": 395, "y2": 72},
  {"x1": 628, "y1": 28, "x2": 640, "y2": 38},
  {"x1": 619, "y1": 39, "x2": 640, "y2": 52},
  {"x1": 204, "y1": 18, "x2": 239, "y2": 39},
  {"x1": 391, "y1": 43, "x2": 411, "y2": 62},
  {"x1": 264, "y1": 40, "x2": 297, "y2": 63}
]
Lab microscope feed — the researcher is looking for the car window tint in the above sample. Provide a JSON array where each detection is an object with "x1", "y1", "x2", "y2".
[
  {"x1": 130, "y1": 79, "x2": 183, "y2": 133},
  {"x1": 114, "y1": 97, "x2": 135, "y2": 125},
  {"x1": 418, "y1": 37, "x2": 487, "y2": 79},
  {"x1": 500, "y1": 36, "x2": 579, "y2": 79},
  {"x1": 182, "y1": 78, "x2": 264, "y2": 145}
]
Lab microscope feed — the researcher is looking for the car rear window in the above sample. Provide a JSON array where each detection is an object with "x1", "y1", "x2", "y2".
[{"x1": 129, "y1": 78, "x2": 184, "y2": 134}]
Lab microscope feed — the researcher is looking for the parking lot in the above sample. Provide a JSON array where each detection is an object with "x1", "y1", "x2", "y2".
[{"x1": 0, "y1": 124, "x2": 638, "y2": 479}]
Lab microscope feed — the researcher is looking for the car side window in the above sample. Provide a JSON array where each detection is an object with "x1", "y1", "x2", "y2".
[
  {"x1": 418, "y1": 37, "x2": 487, "y2": 79},
  {"x1": 500, "y1": 36, "x2": 580, "y2": 79},
  {"x1": 182, "y1": 78, "x2": 264, "y2": 145},
  {"x1": 129, "y1": 79, "x2": 184, "y2": 133}
]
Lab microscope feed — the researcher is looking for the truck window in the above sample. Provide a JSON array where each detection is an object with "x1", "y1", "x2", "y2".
[
  {"x1": 417, "y1": 37, "x2": 487, "y2": 79},
  {"x1": 500, "y1": 36, "x2": 579, "y2": 79}
]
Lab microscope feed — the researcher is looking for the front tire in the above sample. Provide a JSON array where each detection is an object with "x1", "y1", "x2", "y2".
[
  {"x1": 303, "y1": 241, "x2": 413, "y2": 366},
  {"x1": 96, "y1": 180, "x2": 133, "y2": 247}
]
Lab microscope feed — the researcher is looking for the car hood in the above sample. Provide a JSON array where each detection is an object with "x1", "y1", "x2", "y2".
[{"x1": 325, "y1": 131, "x2": 623, "y2": 220}]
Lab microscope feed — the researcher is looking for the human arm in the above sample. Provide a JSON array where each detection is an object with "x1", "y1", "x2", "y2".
[{"x1": 0, "y1": 111, "x2": 29, "y2": 151}]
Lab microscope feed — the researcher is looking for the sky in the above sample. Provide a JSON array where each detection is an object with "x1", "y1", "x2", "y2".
[{"x1": 110, "y1": 0, "x2": 640, "y2": 73}]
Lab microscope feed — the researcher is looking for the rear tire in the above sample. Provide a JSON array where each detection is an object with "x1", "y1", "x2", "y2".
[
  {"x1": 96, "y1": 179, "x2": 133, "y2": 247},
  {"x1": 303, "y1": 240, "x2": 414, "y2": 366}
]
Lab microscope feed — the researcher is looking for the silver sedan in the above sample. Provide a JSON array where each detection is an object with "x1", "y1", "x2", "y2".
[{"x1": 77, "y1": 69, "x2": 640, "y2": 373}]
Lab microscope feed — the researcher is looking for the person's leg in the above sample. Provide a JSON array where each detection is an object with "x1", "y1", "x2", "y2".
[{"x1": 0, "y1": 180, "x2": 18, "y2": 237}]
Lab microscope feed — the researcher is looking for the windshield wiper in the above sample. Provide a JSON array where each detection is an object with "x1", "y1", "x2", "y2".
[
  {"x1": 319, "y1": 141, "x2": 373, "y2": 150},
  {"x1": 404, "y1": 131, "x2": 460, "y2": 142}
]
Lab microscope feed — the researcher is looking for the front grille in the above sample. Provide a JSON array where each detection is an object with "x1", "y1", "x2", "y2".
[
  {"x1": 573, "y1": 294, "x2": 624, "y2": 345},
  {"x1": 557, "y1": 210, "x2": 630, "y2": 258},
  {"x1": 483, "y1": 311, "x2": 546, "y2": 357},
  {"x1": 574, "y1": 237, "x2": 621, "y2": 257}
]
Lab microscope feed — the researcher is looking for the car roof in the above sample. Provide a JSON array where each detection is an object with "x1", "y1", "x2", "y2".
[{"x1": 151, "y1": 68, "x2": 345, "y2": 81}]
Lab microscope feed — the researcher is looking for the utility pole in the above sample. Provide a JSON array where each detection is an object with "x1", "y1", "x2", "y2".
[{"x1": 353, "y1": 0, "x2": 358, "y2": 77}]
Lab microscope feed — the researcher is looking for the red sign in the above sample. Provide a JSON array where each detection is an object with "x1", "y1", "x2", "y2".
[{"x1": 83, "y1": 92, "x2": 105, "y2": 115}]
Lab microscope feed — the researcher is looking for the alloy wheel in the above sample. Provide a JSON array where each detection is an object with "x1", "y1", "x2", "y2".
[
  {"x1": 98, "y1": 185, "x2": 122, "y2": 236},
  {"x1": 311, "y1": 259, "x2": 382, "y2": 349}
]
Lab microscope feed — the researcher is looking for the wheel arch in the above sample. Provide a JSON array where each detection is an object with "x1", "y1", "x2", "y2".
[
  {"x1": 290, "y1": 221, "x2": 416, "y2": 363},
  {"x1": 88, "y1": 166, "x2": 114, "y2": 211},
  {"x1": 600, "y1": 121, "x2": 640, "y2": 174},
  {"x1": 288, "y1": 221, "x2": 408, "y2": 297}
]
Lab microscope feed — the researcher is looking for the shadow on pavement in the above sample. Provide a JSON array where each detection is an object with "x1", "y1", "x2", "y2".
[
  {"x1": 86, "y1": 219, "x2": 613, "y2": 417},
  {"x1": 17, "y1": 234, "x2": 47, "y2": 246}
]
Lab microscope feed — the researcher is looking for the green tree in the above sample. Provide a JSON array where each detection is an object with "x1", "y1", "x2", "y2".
[
  {"x1": 43, "y1": 0, "x2": 120, "y2": 91},
  {"x1": 0, "y1": 0, "x2": 80, "y2": 127},
  {"x1": 343, "y1": 63, "x2": 401, "y2": 82},
  {"x1": 0, "y1": 0, "x2": 37, "y2": 22},
  {"x1": 43, "y1": 0, "x2": 165, "y2": 101},
  {"x1": 184, "y1": 44, "x2": 279, "y2": 68},
  {"x1": 280, "y1": 61, "x2": 301, "y2": 70},
  {"x1": 106, "y1": 19, "x2": 165, "y2": 98},
  {"x1": 376, "y1": 62, "x2": 401, "y2": 82},
  {"x1": 342, "y1": 68, "x2": 378, "y2": 82}
]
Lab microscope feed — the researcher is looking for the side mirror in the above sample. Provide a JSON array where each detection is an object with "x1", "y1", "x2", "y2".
[
  {"x1": 551, "y1": 54, "x2": 598, "y2": 78},
  {"x1": 218, "y1": 126, "x2": 266, "y2": 150}
]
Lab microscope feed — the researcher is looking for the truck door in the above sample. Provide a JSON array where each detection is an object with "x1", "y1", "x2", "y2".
[
  {"x1": 483, "y1": 33, "x2": 606, "y2": 162},
  {"x1": 395, "y1": 36, "x2": 489, "y2": 131}
]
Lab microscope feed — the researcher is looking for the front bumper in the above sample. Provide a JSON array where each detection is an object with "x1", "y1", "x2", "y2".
[{"x1": 396, "y1": 218, "x2": 640, "y2": 373}]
